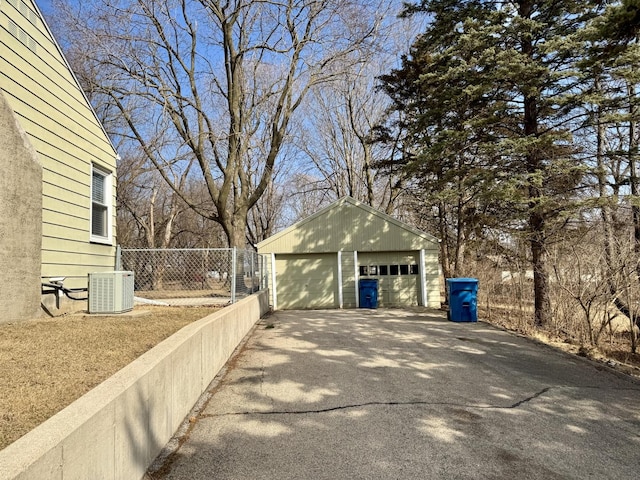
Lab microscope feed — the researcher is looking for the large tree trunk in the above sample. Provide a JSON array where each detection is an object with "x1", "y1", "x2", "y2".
[
  {"x1": 628, "y1": 84, "x2": 640, "y2": 286},
  {"x1": 521, "y1": 0, "x2": 551, "y2": 327},
  {"x1": 438, "y1": 200, "x2": 452, "y2": 281},
  {"x1": 530, "y1": 206, "x2": 552, "y2": 327},
  {"x1": 224, "y1": 208, "x2": 250, "y2": 295},
  {"x1": 601, "y1": 82, "x2": 640, "y2": 331},
  {"x1": 56, "y1": 0, "x2": 381, "y2": 251}
]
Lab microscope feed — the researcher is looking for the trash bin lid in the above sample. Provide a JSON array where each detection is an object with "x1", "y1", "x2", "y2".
[
  {"x1": 446, "y1": 278, "x2": 478, "y2": 283},
  {"x1": 446, "y1": 278, "x2": 479, "y2": 293}
]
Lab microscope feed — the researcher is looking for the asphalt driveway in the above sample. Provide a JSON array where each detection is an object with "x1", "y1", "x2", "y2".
[{"x1": 151, "y1": 308, "x2": 640, "y2": 479}]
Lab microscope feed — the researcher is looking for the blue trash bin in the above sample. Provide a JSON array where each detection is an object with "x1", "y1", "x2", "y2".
[
  {"x1": 446, "y1": 278, "x2": 478, "y2": 322},
  {"x1": 359, "y1": 279, "x2": 379, "y2": 309}
]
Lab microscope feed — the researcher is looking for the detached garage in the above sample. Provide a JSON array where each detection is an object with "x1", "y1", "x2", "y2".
[{"x1": 257, "y1": 197, "x2": 440, "y2": 310}]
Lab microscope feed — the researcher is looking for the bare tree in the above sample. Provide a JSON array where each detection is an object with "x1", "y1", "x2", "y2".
[
  {"x1": 296, "y1": 69, "x2": 399, "y2": 210},
  {"x1": 246, "y1": 163, "x2": 289, "y2": 247},
  {"x1": 116, "y1": 146, "x2": 196, "y2": 248},
  {"x1": 552, "y1": 242, "x2": 615, "y2": 346},
  {"x1": 586, "y1": 72, "x2": 640, "y2": 331},
  {"x1": 54, "y1": 0, "x2": 382, "y2": 247},
  {"x1": 293, "y1": 9, "x2": 419, "y2": 214}
]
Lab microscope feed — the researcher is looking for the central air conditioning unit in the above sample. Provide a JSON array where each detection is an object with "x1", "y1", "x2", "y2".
[{"x1": 88, "y1": 271, "x2": 135, "y2": 314}]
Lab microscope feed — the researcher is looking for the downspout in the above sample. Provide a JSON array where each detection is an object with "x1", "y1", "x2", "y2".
[{"x1": 115, "y1": 245, "x2": 122, "y2": 271}]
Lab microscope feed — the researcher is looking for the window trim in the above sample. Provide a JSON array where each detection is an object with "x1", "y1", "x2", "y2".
[{"x1": 90, "y1": 165, "x2": 113, "y2": 245}]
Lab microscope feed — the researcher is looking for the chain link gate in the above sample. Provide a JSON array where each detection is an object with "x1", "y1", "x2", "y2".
[{"x1": 118, "y1": 248, "x2": 268, "y2": 306}]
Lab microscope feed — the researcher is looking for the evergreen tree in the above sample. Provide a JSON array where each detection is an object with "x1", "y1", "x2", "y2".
[
  {"x1": 379, "y1": 1, "x2": 512, "y2": 279},
  {"x1": 382, "y1": 0, "x2": 597, "y2": 326}
]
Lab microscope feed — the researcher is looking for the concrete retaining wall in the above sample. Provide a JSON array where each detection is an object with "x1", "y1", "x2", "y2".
[{"x1": 0, "y1": 291, "x2": 269, "y2": 480}]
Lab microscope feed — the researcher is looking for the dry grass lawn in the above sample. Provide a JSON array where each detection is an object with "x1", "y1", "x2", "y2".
[
  {"x1": 0, "y1": 305, "x2": 220, "y2": 450},
  {"x1": 480, "y1": 305, "x2": 640, "y2": 377}
]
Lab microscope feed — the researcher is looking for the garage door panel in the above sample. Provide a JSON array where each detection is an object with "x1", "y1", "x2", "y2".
[
  {"x1": 359, "y1": 252, "x2": 420, "y2": 307},
  {"x1": 276, "y1": 254, "x2": 337, "y2": 309}
]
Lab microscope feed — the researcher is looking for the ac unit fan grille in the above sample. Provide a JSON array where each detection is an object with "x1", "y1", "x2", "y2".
[{"x1": 88, "y1": 271, "x2": 134, "y2": 314}]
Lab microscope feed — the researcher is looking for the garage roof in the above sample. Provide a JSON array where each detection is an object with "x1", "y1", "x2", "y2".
[{"x1": 257, "y1": 197, "x2": 439, "y2": 254}]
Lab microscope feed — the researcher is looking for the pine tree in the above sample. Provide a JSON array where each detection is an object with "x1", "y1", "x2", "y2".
[
  {"x1": 379, "y1": 1, "x2": 512, "y2": 279},
  {"x1": 382, "y1": 0, "x2": 598, "y2": 326}
]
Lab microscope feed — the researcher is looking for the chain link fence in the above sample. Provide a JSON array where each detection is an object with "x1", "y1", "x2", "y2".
[{"x1": 117, "y1": 248, "x2": 268, "y2": 306}]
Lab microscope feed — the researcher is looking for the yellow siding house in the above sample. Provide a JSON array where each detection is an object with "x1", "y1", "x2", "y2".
[
  {"x1": 258, "y1": 197, "x2": 441, "y2": 310},
  {"x1": 0, "y1": 0, "x2": 118, "y2": 321}
]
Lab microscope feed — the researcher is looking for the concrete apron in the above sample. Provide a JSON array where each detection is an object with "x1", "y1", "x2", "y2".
[{"x1": 151, "y1": 308, "x2": 640, "y2": 480}]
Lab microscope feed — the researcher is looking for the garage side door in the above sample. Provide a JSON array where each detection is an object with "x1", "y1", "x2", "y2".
[{"x1": 275, "y1": 253, "x2": 337, "y2": 309}]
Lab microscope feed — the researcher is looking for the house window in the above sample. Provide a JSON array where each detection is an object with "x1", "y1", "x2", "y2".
[
  {"x1": 359, "y1": 266, "x2": 368, "y2": 276},
  {"x1": 410, "y1": 264, "x2": 419, "y2": 275},
  {"x1": 379, "y1": 265, "x2": 388, "y2": 275},
  {"x1": 91, "y1": 166, "x2": 112, "y2": 243},
  {"x1": 400, "y1": 264, "x2": 409, "y2": 275},
  {"x1": 390, "y1": 265, "x2": 399, "y2": 276}
]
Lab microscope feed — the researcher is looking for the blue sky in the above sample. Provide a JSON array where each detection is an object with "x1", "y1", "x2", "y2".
[{"x1": 35, "y1": 0, "x2": 53, "y2": 15}]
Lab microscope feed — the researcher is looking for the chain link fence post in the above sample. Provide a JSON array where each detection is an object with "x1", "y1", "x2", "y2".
[
  {"x1": 251, "y1": 251, "x2": 256, "y2": 292},
  {"x1": 231, "y1": 247, "x2": 237, "y2": 304}
]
